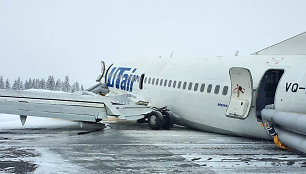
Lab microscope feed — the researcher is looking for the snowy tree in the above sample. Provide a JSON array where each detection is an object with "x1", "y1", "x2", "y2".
[
  {"x1": 25, "y1": 78, "x2": 33, "y2": 89},
  {"x1": 12, "y1": 80, "x2": 18, "y2": 90},
  {"x1": 75, "y1": 81, "x2": 80, "y2": 91},
  {"x1": 4, "y1": 76, "x2": 84, "y2": 92},
  {"x1": 51, "y1": 76, "x2": 55, "y2": 90},
  {"x1": 46, "y1": 76, "x2": 55, "y2": 90},
  {"x1": 12, "y1": 77, "x2": 23, "y2": 90},
  {"x1": 5, "y1": 79, "x2": 11, "y2": 89},
  {"x1": 71, "y1": 81, "x2": 80, "y2": 93},
  {"x1": 39, "y1": 79, "x2": 46, "y2": 89},
  {"x1": 34, "y1": 79, "x2": 40, "y2": 89},
  {"x1": 0, "y1": 76, "x2": 4, "y2": 89},
  {"x1": 62, "y1": 76, "x2": 70, "y2": 92},
  {"x1": 71, "y1": 85, "x2": 75, "y2": 93},
  {"x1": 18, "y1": 77, "x2": 23, "y2": 90},
  {"x1": 31, "y1": 79, "x2": 36, "y2": 89},
  {"x1": 24, "y1": 80, "x2": 30, "y2": 89},
  {"x1": 55, "y1": 79, "x2": 62, "y2": 91}
]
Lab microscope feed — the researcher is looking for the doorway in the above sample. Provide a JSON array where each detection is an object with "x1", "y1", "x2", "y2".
[
  {"x1": 139, "y1": 74, "x2": 145, "y2": 90},
  {"x1": 256, "y1": 69, "x2": 284, "y2": 120}
]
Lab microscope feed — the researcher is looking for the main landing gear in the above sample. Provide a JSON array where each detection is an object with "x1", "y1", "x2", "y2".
[{"x1": 139, "y1": 108, "x2": 174, "y2": 130}]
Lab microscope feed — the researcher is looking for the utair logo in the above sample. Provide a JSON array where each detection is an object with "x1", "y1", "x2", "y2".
[{"x1": 107, "y1": 67, "x2": 139, "y2": 92}]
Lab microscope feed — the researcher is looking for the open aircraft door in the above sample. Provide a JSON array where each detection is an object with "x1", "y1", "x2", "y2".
[{"x1": 226, "y1": 67, "x2": 253, "y2": 119}]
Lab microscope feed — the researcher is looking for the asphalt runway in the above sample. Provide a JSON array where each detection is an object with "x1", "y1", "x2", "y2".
[{"x1": 0, "y1": 115, "x2": 305, "y2": 174}]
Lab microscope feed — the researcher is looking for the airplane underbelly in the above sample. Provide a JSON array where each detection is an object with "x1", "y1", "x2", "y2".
[{"x1": 146, "y1": 89, "x2": 268, "y2": 138}]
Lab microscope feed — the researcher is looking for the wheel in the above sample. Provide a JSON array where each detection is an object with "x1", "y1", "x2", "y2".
[
  {"x1": 148, "y1": 111, "x2": 164, "y2": 130},
  {"x1": 162, "y1": 111, "x2": 174, "y2": 130}
]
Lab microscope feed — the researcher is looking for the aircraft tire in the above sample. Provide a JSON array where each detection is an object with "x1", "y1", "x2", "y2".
[
  {"x1": 162, "y1": 111, "x2": 174, "y2": 130},
  {"x1": 148, "y1": 111, "x2": 164, "y2": 130}
]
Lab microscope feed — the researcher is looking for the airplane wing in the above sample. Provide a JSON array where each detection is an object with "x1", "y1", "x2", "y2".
[{"x1": 0, "y1": 89, "x2": 153, "y2": 125}]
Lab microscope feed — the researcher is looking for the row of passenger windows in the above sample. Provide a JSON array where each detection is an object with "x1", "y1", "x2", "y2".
[{"x1": 141, "y1": 77, "x2": 229, "y2": 95}]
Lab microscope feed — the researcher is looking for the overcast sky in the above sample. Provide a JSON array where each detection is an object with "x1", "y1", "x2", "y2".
[{"x1": 0, "y1": 0, "x2": 305, "y2": 87}]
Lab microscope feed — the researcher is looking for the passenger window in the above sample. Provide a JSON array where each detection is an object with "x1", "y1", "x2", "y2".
[
  {"x1": 188, "y1": 82, "x2": 193, "y2": 90},
  {"x1": 148, "y1": 78, "x2": 151, "y2": 84},
  {"x1": 222, "y1": 86, "x2": 229, "y2": 95},
  {"x1": 156, "y1": 78, "x2": 159, "y2": 85},
  {"x1": 194, "y1": 83, "x2": 199, "y2": 91},
  {"x1": 168, "y1": 80, "x2": 172, "y2": 87},
  {"x1": 207, "y1": 84, "x2": 212, "y2": 93},
  {"x1": 214, "y1": 85, "x2": 220, "y2": 94},
  {"x1": 144, "y1": 77, "x2": 147, "y2": 84},
  {"x1": 177, "y1": 81, "x2": 182, "y2": 89},
  {"x1": 183, "y1": 82, "x2": 187, "y2": 89},
  {"x1": 173, "y1": 81, "x2": 177, "y2": 88},
  {"x1": 152, "y1": 78, "x2": 155, "y2": 85},
  {"x1": 200, "y1": 84, "x2": 205, "y2": 92},
  {"x1": 160, "y1": 79, "x2": 163, "y2": 86},
  {"x1": 164, "y1": 80, "x2": 168, "y2": 86}
]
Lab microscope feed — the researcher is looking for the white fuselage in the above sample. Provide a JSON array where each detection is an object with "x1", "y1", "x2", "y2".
[{"x1": 106, "y1": 56, "x2": 306, "y2": 139}]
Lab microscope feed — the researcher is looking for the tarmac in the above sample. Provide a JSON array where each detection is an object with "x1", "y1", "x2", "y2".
[{"x1": 0, "y1": 115, "x2": 305, "y2": 174}]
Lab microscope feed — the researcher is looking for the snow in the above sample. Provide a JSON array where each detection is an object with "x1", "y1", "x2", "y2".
[
  {"x1": 25, "y1": 89, "x2": 68, "y2": 94},
  {"x1": 0, "y1": 114, "x2": 78, "y2": 130},
  {"x1": 33, "y1": 148, "x2": 90, "y2": 174}
]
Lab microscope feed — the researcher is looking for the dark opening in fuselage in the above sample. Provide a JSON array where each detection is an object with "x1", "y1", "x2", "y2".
[{"x1": 256, "y1": 69, "x2": 284, "y2": 120}]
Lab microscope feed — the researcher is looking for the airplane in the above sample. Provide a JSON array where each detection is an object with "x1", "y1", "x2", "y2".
[{"x1": 0, "y1": 32, "x2": 305, "y2": 153}]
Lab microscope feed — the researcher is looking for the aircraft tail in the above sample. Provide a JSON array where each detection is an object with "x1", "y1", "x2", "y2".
[{"x1": 252, "y1": 32, "x2": 306, "y2": 55}]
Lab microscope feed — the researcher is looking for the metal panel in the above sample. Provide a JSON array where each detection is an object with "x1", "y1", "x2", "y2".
[{"x1": 226, "y1": 67, "x2": 253, "y2": 119}]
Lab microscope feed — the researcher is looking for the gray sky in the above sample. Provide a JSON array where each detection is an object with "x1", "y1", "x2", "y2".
[{"x1": 0, "y1": 0, "x2": 305, "y2": 87}]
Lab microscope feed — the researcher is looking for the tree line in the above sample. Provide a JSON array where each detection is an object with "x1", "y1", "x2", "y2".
[{"x1": 0, "y1": 75, "x2": 84, "y2": 93}]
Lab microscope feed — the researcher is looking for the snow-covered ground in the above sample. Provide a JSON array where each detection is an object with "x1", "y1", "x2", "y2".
[{"x1": 0, "y1": 114, "x2": 305, "y2": 174}]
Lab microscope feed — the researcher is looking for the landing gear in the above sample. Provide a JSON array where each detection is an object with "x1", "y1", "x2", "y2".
[
  {"x1": 147, "y1": 110, "x2": 175, "y2": 130},
  {"x1": 148, "y1": 111, "x2": 164, "y2": 130},
  {"x1": 162, "y1": 111, "x2": 174, "y2": 130}
]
